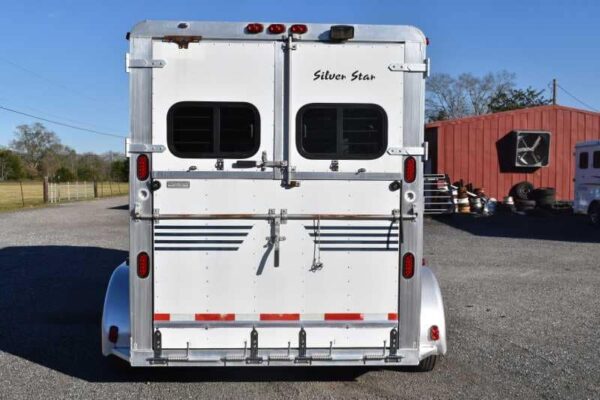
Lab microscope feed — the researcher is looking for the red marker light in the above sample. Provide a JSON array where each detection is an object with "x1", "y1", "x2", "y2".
[
  {"x1": 290, "y1": 24, "x2": 308, "y2": 34},
  {"x1": 402, "y1": 252, "x2": 415, "y2": 279},
  {"x1": 268, "y1": 24, "x2": 286, "y2": 34},
  {"x1": 430, "y1": 325, "x2": 440, "y2": 341},
  {"x1": 136, "y1": 154, "x2": 149, "y2": 181},
  {"x1": 246, "y1": 23, "x2": 264, "y2": 34},
  {"x1": 404, "y1": 156, "x2": 417, "y2": 183},
  {"x1": 137, "y1": 252, "x2": 150, "y2": 278},
  {"x1": 108, "y1": 325, "x2": 119, "y2": 343}
]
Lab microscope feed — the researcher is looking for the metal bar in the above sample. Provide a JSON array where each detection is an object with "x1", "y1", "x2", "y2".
[{"x1": 145, "y1": 213, "x2": 401, "y2": 221}]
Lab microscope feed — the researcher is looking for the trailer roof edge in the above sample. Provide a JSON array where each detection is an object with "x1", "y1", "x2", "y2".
[{"x1": 128, "y1": 20, "x2": 426, "y2": 44}]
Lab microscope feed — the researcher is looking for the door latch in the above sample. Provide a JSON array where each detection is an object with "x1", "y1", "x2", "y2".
[{"x1": 266, "y1": 209, "x2": 286, "y2": 267}]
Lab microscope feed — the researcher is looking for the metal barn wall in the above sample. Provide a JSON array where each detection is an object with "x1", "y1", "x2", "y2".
[{"x1": 428, "y1": 105, "x2": 600, "y2": 201}]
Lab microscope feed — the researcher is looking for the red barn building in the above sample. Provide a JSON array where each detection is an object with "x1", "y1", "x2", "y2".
[{"x1": 425, "y1": 105, "x2": 600, "y2": 201}]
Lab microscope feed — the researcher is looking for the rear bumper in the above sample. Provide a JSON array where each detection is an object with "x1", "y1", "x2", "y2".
[{"x1": 101, "y1": 264, "x2": 447, "y2": 366}]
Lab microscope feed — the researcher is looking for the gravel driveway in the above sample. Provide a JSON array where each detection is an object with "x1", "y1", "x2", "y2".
[{"x1": 0, "y1": 197, "x2": 598, "y2": 399}]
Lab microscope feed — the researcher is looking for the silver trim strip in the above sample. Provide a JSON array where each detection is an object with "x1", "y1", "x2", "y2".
[{"x1": 154, "y1": 320, "x2": 397, "y2": 329}]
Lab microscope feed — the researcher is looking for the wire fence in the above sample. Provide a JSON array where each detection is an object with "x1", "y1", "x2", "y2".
[{"x1": 0, "y1": 180, "x2": 128, "y2": 210}]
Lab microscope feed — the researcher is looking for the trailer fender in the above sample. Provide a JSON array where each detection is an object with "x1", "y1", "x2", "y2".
[
  {"x1": 419, "y1": 266, "x2": 447, "y2": 358},
  {"x1": 101, "y1": 261, "x2": 130, "y2": 358}
]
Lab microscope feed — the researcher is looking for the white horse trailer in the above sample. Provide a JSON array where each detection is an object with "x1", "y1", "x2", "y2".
[
  {"x1": 574, "y1": 140, "x2": 600, "y2": 225},
  {"x1": 102, "y1": 20, "x2": 446, "y2": 370}
]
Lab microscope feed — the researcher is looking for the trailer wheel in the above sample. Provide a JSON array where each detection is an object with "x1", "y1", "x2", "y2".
[
  {"x1": 589, "y1": 202, "x2": 600, "y2": 227},
  {"x1": 415, "y1": 355, "x2": 437, "y2": 372}
]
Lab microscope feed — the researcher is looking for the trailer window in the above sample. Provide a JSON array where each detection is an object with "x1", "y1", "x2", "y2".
[
  {"x1": 297, "y1": 104, "x2": 387, "y2": 159},
  {"x1": 579, "y1": 152, "x2": 589, "y2": 169},
  {"x1": 167, "y1": 102, "x2": 260, "y2": 158},
  {"x1": 593, "y1": 151, "x2": 600, "y2": 169}
]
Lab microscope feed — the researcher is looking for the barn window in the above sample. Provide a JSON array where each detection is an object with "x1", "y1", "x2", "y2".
[
  {"x1": 296, "y1": 104, "x2": 387, "y2": 159},
  {"x1": 167, "y1": 102, "x2": 260, "y2": 158},
  {"x1": 593, "y1": 151, "x2": 600, "y2": 169},
  {"x1": 579, "y1": 152, "x2": 589, "y2": 169}
]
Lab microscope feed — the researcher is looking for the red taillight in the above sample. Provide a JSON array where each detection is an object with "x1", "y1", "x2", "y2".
[
  {"x1": 404, "y1": 156, "x2": 417, "y2": 183},
  {"x1": 430, "y1": 325, "x2": 440, "y2": 341},
  {"x1": 402, "y1": 252, "x2": 415, "y2": 279},
  {"x1": 290, "y1": 24, "x2": 308, "y2": 34},
  {"x1": 268, "y1": 24, "x2": 286, "y2": 34},
  {"x1": 136, "y1": 154, "x2": 149, "y2": 181},
  {"x1": 137, "y1": 252, "x2": 150, "y2": 278},
  {"x1": 246, "y1": 23, "x2": 264, "y2": 34},
  {"x1": 108, "y1": 325, "x2": 119, "y2": 343}
]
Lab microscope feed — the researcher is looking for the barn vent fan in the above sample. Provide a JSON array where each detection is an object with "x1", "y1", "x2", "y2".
[{"x1": 513, "y1": 131, "x2": 551, "y2": 168}]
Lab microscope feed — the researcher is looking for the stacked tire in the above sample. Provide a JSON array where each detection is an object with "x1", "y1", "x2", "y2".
[
  {"x1": 510, "y1": 182, "x2": 536, "y2": 212},
  {"x1": 530, "y1": 187, "x2": 556, "y2": 209}
]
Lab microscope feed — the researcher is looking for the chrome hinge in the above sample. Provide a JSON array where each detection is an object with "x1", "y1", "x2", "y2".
[
  {"x1": 260, "y1": 151, "x2": 288, "y2": 171},
  {"x1": 126, "y1": 140, "x2": 165, "y2": 154},
  {"x1": 388, "y1": 58, "x2": 429, "y2": 76},
  {"x1": 284, "y1": 36, "x2": 297, "y2": 51},
  {"x1": 387, "y1": 145, "x2": 426, "y2": 156},
  {"x1": 126, "y1": 54, "x2": 166, "y2": 71}
]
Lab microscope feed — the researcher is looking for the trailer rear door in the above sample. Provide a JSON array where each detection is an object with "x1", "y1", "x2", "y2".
[{"x1": 150, "y1": 38, "x2": 405, "y2": 353}]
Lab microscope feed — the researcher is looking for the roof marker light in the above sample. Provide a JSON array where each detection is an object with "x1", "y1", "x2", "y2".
[
  {"x1": 246, "y1": 23, "x2": 264, "y2": 34},
  {"x1": 290, "y1": 24, "x2": 308, "y2": 34},
  {"x1": 430, "y1": 325, "x2": 440, "y2": 341},
  {"x1": 108, "y1": 325, "x2": 119, "y2": 343},
  {"x1": 268, "y1": 24, "x2": 286, "y2": 34}
]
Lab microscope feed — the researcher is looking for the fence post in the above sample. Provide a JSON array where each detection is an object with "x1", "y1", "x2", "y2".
[
  {"x1": 43, "y1": 177, "x2": 49, "y2": 203},
  {"x1": 19, "y1": 180, "x2": 25, "y2": 207},
  {"x1": 108, "y1": 180, "x2": 113, "y2": 196},
  {"x1": 93, "y1": 181, "x2": 98, "y2": 198}
]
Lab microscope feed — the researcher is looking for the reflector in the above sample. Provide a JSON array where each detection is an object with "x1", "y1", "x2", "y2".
[
  {"x1": 246, "y1": 23, "x2": 263, "y2": 34},
  {"x1": 108, "y1": 325, "x2": 119, "y2": 343},
  {"x1": 402, "y1": 252, "x2": 415, "y2": 279},
  {"x1": 137, "y1": 252, "x2": 150, "y2": 278},
  {"x1": 136, "y1": 154, "x2": 149, "y2": 181},
  {"x1": 430, "y1": 325, "x2": 440, "y2": 341},
  {"x1": 404, "y1": 156, "x2": 417, "y2": 183},
  {"x1": 268, "y1": 24, "x2": 286, "y2": 34}
]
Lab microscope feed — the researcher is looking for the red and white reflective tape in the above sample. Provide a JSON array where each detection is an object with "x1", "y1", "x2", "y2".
[{"x1": 154, "y1": 312, "x2": 398, "y2": 322}]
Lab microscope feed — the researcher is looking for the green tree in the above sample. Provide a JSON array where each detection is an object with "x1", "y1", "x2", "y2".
[
  {"x1": 110, "y1": 159, "x2": 129, "y2": 182},
  {"x1": 54, "y1": 166, "x2": 76, "y2": 182},
  {"x1": 488, "y1": 87, "x2": 551, "y2": 113},
  {"x1": 0, "y1": 149, "x2": 25, "y2": 180}
]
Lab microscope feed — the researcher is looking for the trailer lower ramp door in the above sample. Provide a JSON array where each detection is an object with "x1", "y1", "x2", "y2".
[{"x1": 150, "y1": 38, "x2": 405, "y2": 361}]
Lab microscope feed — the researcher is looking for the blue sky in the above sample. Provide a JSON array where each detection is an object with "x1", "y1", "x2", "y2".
[{"x1": 0, "y1": 0, "x2": 598, "y2": 153}]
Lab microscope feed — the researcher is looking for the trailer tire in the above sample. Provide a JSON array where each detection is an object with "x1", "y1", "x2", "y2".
[
  {"x1": 510, "y1": 181, "x2": 534, "y2": 201},
  {"x1": 531, "y1": 187, "x2": 556, "y2": 208},
  {"x1": 589, "y1": 202, "x2": 600, "y2": 227},
  {"x1": 415, "y1": 355, "x2": 437, "y2": 372}
]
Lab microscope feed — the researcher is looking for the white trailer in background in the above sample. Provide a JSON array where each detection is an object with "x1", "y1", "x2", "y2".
[
  {"x1": 574, "y1": 140, "x2": 600, "y2": 225},
  {"x1": 102, "y1": 20, "x2": 446, "y2": 370}
]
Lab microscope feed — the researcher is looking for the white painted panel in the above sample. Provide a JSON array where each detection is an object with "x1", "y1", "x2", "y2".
[{"x1": 289, "y1": 43, "x2": 404, "y2": 173}]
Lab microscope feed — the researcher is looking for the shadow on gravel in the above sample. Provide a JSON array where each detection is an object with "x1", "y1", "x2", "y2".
[
  {"x1": 0, "y1": 245, "x2": 375, "y2": 382},
  {"x1": 433, "y1": 212, "x2": 600, "y2": 243}
]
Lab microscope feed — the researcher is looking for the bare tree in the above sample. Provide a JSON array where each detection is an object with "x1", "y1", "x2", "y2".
[
  {"x1": 10, "y1": 123, "x2": 60, "y2": 174},
  {"x1": 426, "y1": 71, "x2": 516, "y2": 121}
]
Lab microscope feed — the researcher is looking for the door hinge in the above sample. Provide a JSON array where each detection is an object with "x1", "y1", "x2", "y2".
[
  {"x1": 126, "y1": 139, "x2": 165, "y2": 154},
  {"x1": 162, "y1": 35, "x2": 202, "y2": 49},
  {"x1": 388, "y1": 58, "x2": 430, "y2": 77},
  {"x1": 126, "y1": 54, "x2": 166, "y2": 71}
]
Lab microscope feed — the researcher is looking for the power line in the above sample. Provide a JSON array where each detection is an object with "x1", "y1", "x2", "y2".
[
  {"x1": 556, "y1": 83, "x2": 599, "y2": 112},
  {"x1": 0, "y1": 105, "x2": 127, "y2": 139}
]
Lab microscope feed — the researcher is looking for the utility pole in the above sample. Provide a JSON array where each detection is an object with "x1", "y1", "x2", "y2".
[{"x1": 552, "y1": 78, "x2": 557, "y2": 105}]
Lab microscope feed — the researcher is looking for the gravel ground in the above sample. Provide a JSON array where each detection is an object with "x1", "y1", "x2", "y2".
[{"x1": 0, "y1": 197, "x2": 598, "y2": 399}]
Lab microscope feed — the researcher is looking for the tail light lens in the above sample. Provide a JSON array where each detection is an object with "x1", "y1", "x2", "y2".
[
  {"x1": 404, "y1": 156, "x2": 416, "y2": 183},
  {"x1": 402, "y1": 252, "x2": 415, "y2": 279},
  {"x1": 137, "y1": 252, "x2": 150, "y2": 278},
  {"x1": 246, "y1": 23, "x2": 263, "y2": 34},
  {"x1": 430, "y1": 325, "x2": 440, "y2": 341},
  {"x1": 268, "y1": 24, "x2": 285, "y2": 34},
  {"x1": 290, "y1": 24, "x2": 308, "y2": 34},
  {"x1": 108, "y1": 325, "x2": 119, "y2": 343},
  {"x1": 136, "y1": 154, "x2": 149, "y2": 181}
]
